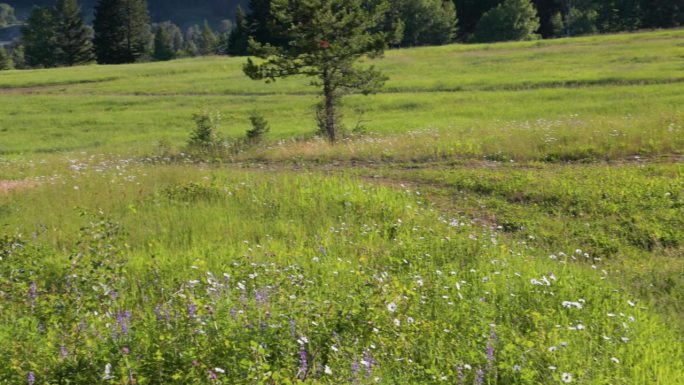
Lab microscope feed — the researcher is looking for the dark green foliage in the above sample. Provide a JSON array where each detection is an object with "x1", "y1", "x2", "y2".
[
  {"x1": 0, "y1": 46, "x2": 12, "y2": 70},
  {"x1": 21, "y1": 6, "x2": 59, "y2": 68},
  {"x1": 153, "y1": 24, "x2": 175, "y2": 60},
  {"x1": 93, "y1": 0, "x2": 151, "y2": 64},
  {"x1": 155, "y1": 20, "x2": 184, "y2": 52},
  {"x1": 454, "y1": 0, "x2": 502, "y2": 37},
  {"x1": 182, "y1": 24, "x2": 200, "y2": 56},
  {"x1": 399, "y1": 0, "x2": 458, "y2": 46},
  {"x1": 246, "y1": 112, "x2": 270, "y2": 142},
  {"x1": 0, "y1": 3, "x2": 17, "y2": 28},
  {"x1": 472, "y1": 0, "x2": 540, "y2": 42},
  {"x1": 640, "y1": 0, "x2": 683, "y2": 28},
  {"x1": 244, "y1": 0, "x2": 389, "y2": 143},
  {"x1": 227, "y1": 5, "x2": 249, "y2": 55},
  {"x1": 188, "y1": 110, "x2": 221, "y2": 150},
  {"x1": 55, "y1": 0, "x2": 94, "y2": 66},
  {"x1": 0, "y1": 45, "x2": 11, "y2": 70},
  {"x1": 596, "y1": 0, "x2": 641, "y2": 32}
]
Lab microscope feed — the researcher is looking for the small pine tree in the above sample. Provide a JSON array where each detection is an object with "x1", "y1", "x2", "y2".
[
  {"x1": 55, "y1": 0, "x2": 94, "y2": 66},
  {"x1": 472, "y1": 0, "x2": 540, "y2": 43},
  {"x1": 153, "y1": 26, "x2": 175, "y2": 61},
  {"x1": 244, "y1": 0, "x2": 389, "y2": 143},
  {"x1": 21, "y1": 6, "x2": 59, "y2": 68},
  {"x1": 246, "y1": 113, "x2": 270, "y2": 143},
  {"x1": 0, "y1": 46, "x2": 13, "y2": 70},
  {"x1": 188, "y1": 111, "x2": 221, "y2": 150}
]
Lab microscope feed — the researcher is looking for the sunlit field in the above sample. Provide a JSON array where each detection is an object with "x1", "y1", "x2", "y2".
[{"x1": 1, "y1": 29, "x2": 683, "y2": 384}]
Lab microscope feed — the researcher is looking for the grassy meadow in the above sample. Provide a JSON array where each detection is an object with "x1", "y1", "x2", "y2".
[{"x1": 1, "y1": 29, "x2": 683, "y2": 384}]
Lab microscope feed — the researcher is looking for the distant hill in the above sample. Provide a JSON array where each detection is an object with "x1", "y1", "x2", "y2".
[{"x1": 7, "y1": 0, "x2": 247, "y2": 28}]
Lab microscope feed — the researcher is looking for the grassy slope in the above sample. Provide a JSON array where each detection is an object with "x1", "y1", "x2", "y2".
[
  {"x1": 0, "y1": 30, "x2": 683, "y2": 384},
  {"x1": 0, "y1": 30, "x2": 682, "y2": 157}
]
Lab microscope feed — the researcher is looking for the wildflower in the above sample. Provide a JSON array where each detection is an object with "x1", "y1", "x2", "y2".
[
  {"x1": 289, "y1": 319, "x2": 296, "y2": 337},
  {"x1": 122, "y1": 347, "x2": 130, "y2": 355},
  {"x1": 394, "y1": 318, "x2": 401, "y2": 327},
  {"x1": 28, "y1": 282, "x2": 37, "y2": 302},
  {"x1": 475, "y1": 369, "x2": 484, "y2": 385},
  {"x1": 214, "y1": 367, "x2": 225, "y2": 374},
  {"x1": 299, "y1": 345, "x2": 309, "y2": 379},
  {"x1": 561, "y1": 372, "x2": 573, "y2": 383},
  {"x1": 27, "y1": 371, "x2": 35, "y2": 385},
  {"x1": 103, "y1": 363, "x2": 113, "y2": 380},
  {"x1": 60, "y1": 345, "x2": 68, "y2": 359},
  {"x1": 611, "y1": 357, "x2": 620, "y2": 364},
  {"x1": 188, "y1": 303, "x2": 197, "y2": 318},
  {"x1": 387, "y1": 302, "x2": 397, "y2": 313},
  {"x1": 513, "y1": 364, "x2": 521, "y2": 372},
  {"x1": 324, "y1": 365, "x2": 332, "y2": 375}
]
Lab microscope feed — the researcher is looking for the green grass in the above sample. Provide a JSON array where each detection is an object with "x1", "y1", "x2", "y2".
[
  {"x1": 0, "y1": 29, "x2": 683, "y2": 158},
  {"x1": 1, "y1": 29, "x2": 683, "y2": 384}
]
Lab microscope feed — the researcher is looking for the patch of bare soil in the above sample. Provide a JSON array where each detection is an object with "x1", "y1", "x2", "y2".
[{"x1": 0, "y1": 180, "x2": 37, "y2": 194}]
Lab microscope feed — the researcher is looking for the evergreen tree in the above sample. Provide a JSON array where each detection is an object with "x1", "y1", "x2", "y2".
[
  {"x1": 399, "y1": 0, "x2": 458, "y2": 46},
  {"x1": 198, "y1": 20, "x2": 218, "y2": 55},
  {"x1": 596, "y1": 0, "x2": 641, "y2": 32},
  {"x1": 0, "y1": 46, "x2": 13, "y2": 70},
  {"x1": 153, "y1": 25, "x2": 174, "y2": 60},
  {"x1": 227, "y1": 5, "x2": 249, "y2": 55},
  {"x1": 183, "y1": 24, "x2": 200, "y2": 56},
  {"x1": 156, "y1": 21, "x2": 183, "y2": 53},
  {"x1": 93, "y1": 0, "x2": 151, "y2": 64},
  {"x1": 244, "y1": 0, "x2": 390, "y2": 143},
  {"x1": 55, "y1": 0, "x2": 94, "y2": 66},
  {"x1": 472, "y1": 0, "x2": 540, "y2": 42},
  {"x1": 21, "y1": 6, "x2": 59, "y2": 68},
  {"x1": 640, "y1": 0, "x2": 683, "y2": 29},
  {"x1": 0, "y1": 3, "x2": 17, "y2": 28}
]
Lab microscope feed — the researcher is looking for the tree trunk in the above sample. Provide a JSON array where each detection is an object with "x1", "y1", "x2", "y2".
[{"x1": 323, "y1": 72, "x2": 337, "y2": 143}]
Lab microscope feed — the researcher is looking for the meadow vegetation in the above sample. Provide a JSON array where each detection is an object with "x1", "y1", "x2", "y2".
[{"x1": 0, "y1": 30, "x2": 683, "y2": 384}]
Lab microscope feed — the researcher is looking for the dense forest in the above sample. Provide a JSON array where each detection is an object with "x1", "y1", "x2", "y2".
[
  {"x1": 1, "y1": 0, "x2": 682, "y2": 71},
  {"x1": 8, "y1": 0, "x2": 246, "y2": 27}
]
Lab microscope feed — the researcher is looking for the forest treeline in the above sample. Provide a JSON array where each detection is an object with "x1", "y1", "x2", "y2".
[{"x1": 1, "y1": 0, "x2": 682, "y2": 70}]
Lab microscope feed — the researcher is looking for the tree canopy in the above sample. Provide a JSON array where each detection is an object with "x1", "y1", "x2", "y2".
[{"x1": 244, "y1": 0, "x2": 389, "y2": 143}]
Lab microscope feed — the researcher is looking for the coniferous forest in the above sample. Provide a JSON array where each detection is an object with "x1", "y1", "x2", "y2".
[{"x1": 0, "y1": 0, "x2": 682, "y2": 69}]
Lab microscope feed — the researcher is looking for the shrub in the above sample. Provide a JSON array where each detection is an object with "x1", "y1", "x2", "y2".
[
  {"x1": 187, "y1": 110, "x2": 221, "y2": 151},
  {"x1": 245, "y1": 112, "x2": 270, "y2": 143}
]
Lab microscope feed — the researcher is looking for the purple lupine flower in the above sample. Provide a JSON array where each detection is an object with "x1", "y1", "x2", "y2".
[
  {"x1": 122, "y1": 346, "x2": 130, "y2": 355},
  {"x1": 351, "y1": 359, "x2": 360, "y2": 385},
  {"x1": 456, "y1": 364, "x2": 464, "y2": 385},
  {"x1": 154, "y1": 305, "x2": 162, "y2": 321},
  {"x1": 78, "y1": 319, "x2": 87, "y2": 332},
  {"x1": 116, "y1": 311, "x2": 129, "y2": 338},
  {"x1": 475, "y1": 369, "x2": 484, "y2": 385},
  {"x1": 188, "y1": 303, "x2": 197, "y2": 318},
  {"x1": 289, "y1": 319, "x2": 297, "y2": 338},
  {"x1": 486, "y1": 344, "x2": 494, "y2": 372},
  {"x1": 230, "y1": 307, "x2": 237, "y2": 320},
  {"x1": 486, "y1": 325, "x2": 497, "y2": 373},
  {"x1": 362, "y1": 350, "x2": 374, "y2": 378},
  {"x1": 28, "y1": 282, "x2": 37, "y2": 302},
  {"x1": 110, "y1": 290, "x2": 117, "y2": 301},
  {"x1": 27, "y1": 371, "x2": 35, "y2": 385},
  {"x1": 60, "y1": 346, "x2": 68, "y2": 359},
  {"x1": 208, "y1": 369, "x2": 217, "y2": 381},
  {"x1": 299, "y1": 344, "x2": 309, "y2": 380},
  {"x1": 255, "y1": 288, "x2": 267, "y2": 308}
]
